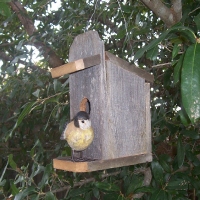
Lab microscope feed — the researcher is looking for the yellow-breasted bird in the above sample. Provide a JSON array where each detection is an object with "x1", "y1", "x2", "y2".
[{"x1": 60, "y1": 111, "x2": 94, "y2": 161}]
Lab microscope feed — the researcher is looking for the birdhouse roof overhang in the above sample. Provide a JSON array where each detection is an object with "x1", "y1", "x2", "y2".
[
  {"x1": 105, "y1": 51, "x2": 154, "y2": 83},
  {"x1": 51, "y1": 52, "x2": 154, "y2": 83}
]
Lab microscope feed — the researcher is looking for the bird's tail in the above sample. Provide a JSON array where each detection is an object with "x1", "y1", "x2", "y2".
[
  {"x1": 60, "y1": 131, "x2": 65, "y2": 140},
  {"x1": 60, "y1": 122, "x2": 68, "y2": 140}
]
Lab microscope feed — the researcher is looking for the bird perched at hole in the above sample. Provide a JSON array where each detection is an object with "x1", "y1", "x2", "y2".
[{"x1": 60, "y1": 111, "x2": 94, "y2": 161}]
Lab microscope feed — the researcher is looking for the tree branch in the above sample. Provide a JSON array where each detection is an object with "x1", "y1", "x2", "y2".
[
  {"x1": 9, "y1": 0, "x2": 64, "y2": 68},
  {"x1": 140, "y1": 0, "x2": 182, "y2": 27}
]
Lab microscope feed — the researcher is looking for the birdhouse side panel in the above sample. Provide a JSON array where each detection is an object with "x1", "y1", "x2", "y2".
[{"x1": 102, "y1": 61, "x2": 148, "y2": 159}]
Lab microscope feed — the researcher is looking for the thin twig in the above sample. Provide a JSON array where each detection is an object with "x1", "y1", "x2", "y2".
[
  {"x1": 152, "y1": 62, "x2": 171, "y2": 68},
  {"x1": 50, "y1": 171, "x2": 120, "y2": 194},
  {"x1": 188, "y1": 7, "x2": 200, "y2": 15}
]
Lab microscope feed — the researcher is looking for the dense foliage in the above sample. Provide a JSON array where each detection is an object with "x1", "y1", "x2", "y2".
[{"x1": 0, "y1": 0, "x2": 200, "y2": 199}]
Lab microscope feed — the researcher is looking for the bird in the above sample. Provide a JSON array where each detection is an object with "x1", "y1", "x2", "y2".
[{"x1": 60, "y1": 111, "x2": 94, "y2": 161}]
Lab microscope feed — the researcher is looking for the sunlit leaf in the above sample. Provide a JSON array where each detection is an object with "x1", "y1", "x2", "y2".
[
  {"x1": 181, "y1": 43, "x2": 200, "y2": 123},
  {"x1": 0, "y1": 2, "x2": 11, "y2": 17}
]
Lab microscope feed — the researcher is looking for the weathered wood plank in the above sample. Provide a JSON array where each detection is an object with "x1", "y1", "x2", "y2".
[
  {"x1": 103, "y1": 60, "x2": 147, "y2": 159},
  {"x1": 105, "y1": 51, "x2": 154, "y2": 83},
  {"x1": 53, "y1": 154, "x2": 152, "y2": 172},
  {"x1": 69, "y1": 31, "x2": 106, "y2": 160},
  {"x1": 145, "y1": 83, "x2": 152, "y2": 154},
  {"x1": 51, "y1": 54, "x2": 101, "y2": 78}
]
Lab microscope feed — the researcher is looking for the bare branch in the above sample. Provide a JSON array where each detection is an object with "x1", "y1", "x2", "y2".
[
  {"x1": 140, "y1": 0, "x2": 182, "y2": 27},
  {"x1": 152, "y1": 62, "x2": 172, "y2": 68}
]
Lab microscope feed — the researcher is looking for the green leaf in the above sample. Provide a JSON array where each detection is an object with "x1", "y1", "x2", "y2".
[
  {"x1": 172, "y1": 44, "x2": 179, "y2": 59},
  {"x1": 159, "y1": 155, "x2": 171, "y2": 173},
  {"x1": 177, "y1": 135, "x2": 185, "y2": 168},
  {"x1": 11, "y1": 101, "x2": 37, "y2": 131},
  {"x1": 179, "y1": 106, "x2": 191, "y2": 126},
  {"x1": 151, "y1": 161, "x2": 164, "y2": 185},
  {"x1": 68, "y1": 187, "x2": 91, "y2": 198},
  {"x1": 38, "y1": 164, "x2": 52, "y2": 188},
  {"x1": 194, "y1": 13, "x2": 200, "y2": 30},
  {"x1": 126, "y1": 175, "x2": 143, "y2": 195},
  {"x1": 150, "y1": 189, "x2": 168, "y2": 200},
  {"x1": 166, "y1": 179, "x2": 188, "y2": 190},
  {"x1": 135, "y1": 186, "x2": 155, "y2": 193},
  {"x1": 146, "y1": 46, "x2": 158, "y2": 61},
  {"x1": 181, "y1": 43, "x2": 200, "y2": 123},
  {"x1": 116, "y1": 29, "x2": 126, "y2": 39},
  {"x1": 32, "y1": 89, "x2": 40, "y2": 98},
  {"x1": 14, "y1": 186, "x2": 35, "y2": 200},
  {"x1": 0, "y1": 2, "x2": 11, "y2": 17},
  {"x1": 0, "y1": 0, "x2": 11, "y2": 2},
  {"x1": 45, "y1": 192, "x2": 56, "y2": 200},
  {"x1": 134, "y1": 24, "x2": 196, "y2": 61},
  {"x1": 94, "y1": 182, "x2": 120, "y2": 192},
  {"x1": 10, "y1": 181, "x2": 19, "y2": 195},
  {"x1": 173, "y1": 54, "x2": 184, "y2": 84},
  {"x1": 8, "y1": 154, "x2": 17, "y2": 170},
  {"x1": 181, "y1": 130, "x2": 199, "y2": 139},
  {"x1": 0, "y1": 160, "x2": 8, "y2": 182}
]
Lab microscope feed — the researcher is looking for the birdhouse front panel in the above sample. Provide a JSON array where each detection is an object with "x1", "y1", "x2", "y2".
[{"x1": 69, "y1": 31, "x2": 106, "y2": 160}]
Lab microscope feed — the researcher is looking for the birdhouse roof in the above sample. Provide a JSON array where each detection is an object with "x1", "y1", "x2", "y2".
[{"x1": 105, "y1": 51, "x2": 154, "y2": 83}]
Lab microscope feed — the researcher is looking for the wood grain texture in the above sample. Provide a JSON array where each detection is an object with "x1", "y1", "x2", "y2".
[
  {"x1": 105, "y1": 51, "x2": 154, "y2": 83},
  {"x1": 69, "y1": 31, "x2": 105, "y2": 160},
  {"x1": 68, "y1": 30, "x2": 152, "y2": 162},
  {"x1": 145, "y1": 83, "x2": 152, "y2": 155},
  {"x1": 103, "y1": 60, "x2": 147, "y2": 159},
  {"x1": 53, "y1": 153, "x2": 152, "y2": 172},
  {"x1": 51, "y1": 54, "x2": 101, "y2": 78}
]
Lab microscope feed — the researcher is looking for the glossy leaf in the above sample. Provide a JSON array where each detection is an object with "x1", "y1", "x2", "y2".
[
  {"x1": 166, "y1": 179, "x2": 188, "y2": 190},
  {"x1": 8, "y1": 154, "x2": 17, "y2": 170},
  {"x1": 94, "y1": 182, "x2": 120, "y2": 192},
  {"x1": 45, "y1": 192, "x2": 56, "y2": 200},
  {"x1": 181, "y1": 43, "x2": 200, "y2": 123},
  {"x1": 177, "y1": 135, "x2": 185, "y2": 168},
  {"x1": 172, "y1": 44, "x2": 179, "y2": 59},
  {"x1": 151, "y1": 161, "x2": 164, "y2": 185},
  {"x1": 159, "y1": 155, "x2": 171, "y2": 173},
  {"x1": 194, "y1": 13, "x2": 200, "y2": 30},
  {"x1": 10, "y1": 181, "x2": 19, "y2": 195},
  {"x1": 134, "y1": 24, "x2": 196, "y2": 61},
  {"x1": 173, "y1": 54, "x2": 184, "y2": 84},
  {"x1": 0, "y1": 2, "x2": 11, "y2": 17},
  {"x1": 150, "y1": 189, "x2": 168, "y2": 200},
  {"x1": 38, "y1": 164, "x2": 52, "y2": 188},
  {"x1": 14, "y1": 186, "x2": 35, "y2": 200},
  {"x1": 146, "y1": 46, "x2": 158, "y2": 61}
]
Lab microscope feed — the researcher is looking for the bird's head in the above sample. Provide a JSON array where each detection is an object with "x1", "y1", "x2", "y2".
[{"x1": 74, "y1": 111, "x2": 91, "y2": 130}]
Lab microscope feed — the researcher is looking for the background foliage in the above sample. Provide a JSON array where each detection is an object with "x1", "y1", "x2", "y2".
[{"x1": 1, "y1": 0, "x2": 200, "y2": 199}]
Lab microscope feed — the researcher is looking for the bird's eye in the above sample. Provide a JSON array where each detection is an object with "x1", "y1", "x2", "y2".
[{"x1": 81, "y1": 120, "x2": 84, "y2": 123}]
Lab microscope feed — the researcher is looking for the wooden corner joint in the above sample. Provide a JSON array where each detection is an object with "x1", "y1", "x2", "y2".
[{"x1": 51, "y1": 54, "x2": 101, "y2": 78}]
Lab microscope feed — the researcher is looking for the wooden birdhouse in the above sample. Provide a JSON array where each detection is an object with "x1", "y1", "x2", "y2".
[{"x1": 51, "y1": 31, "x2": 154, "y2": 172}]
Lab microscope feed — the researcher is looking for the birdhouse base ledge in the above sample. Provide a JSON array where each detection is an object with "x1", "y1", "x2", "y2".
[{"x1": 53, "y1": 153, "x2": 152, "y2": 172}]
